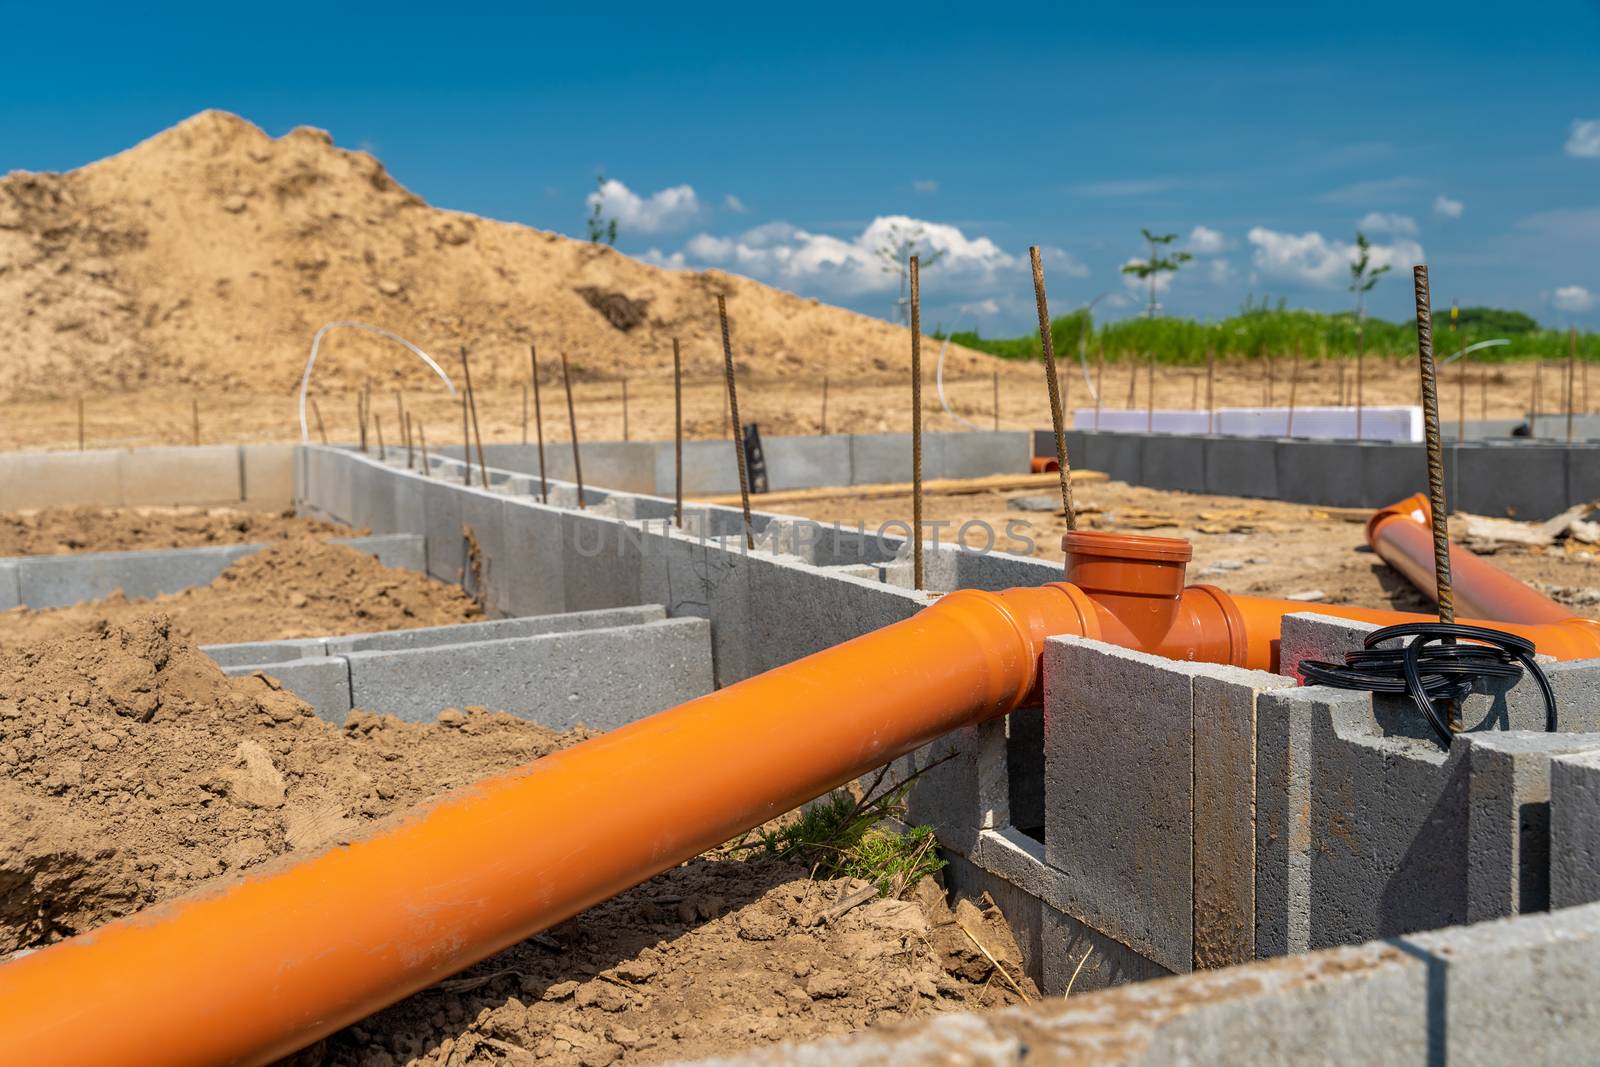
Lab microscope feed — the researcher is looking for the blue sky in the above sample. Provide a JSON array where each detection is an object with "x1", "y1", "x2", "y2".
[{"x1": 3, "y1": 1, "x2": 1597, "y2": 335}]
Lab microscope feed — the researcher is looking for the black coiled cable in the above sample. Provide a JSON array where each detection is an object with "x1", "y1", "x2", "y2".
[{"x1": 1298, "y1": 622, "x2": 1557, "y2": 748}]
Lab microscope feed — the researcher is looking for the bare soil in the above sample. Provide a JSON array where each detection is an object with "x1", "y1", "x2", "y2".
[
  {"x1": 796, "y1": 480, "x2": 1600, "y2": 620},
  {"x1": 0, "y1": 615, "x2": 1034, "y2": 1067},
  {"x1": 0, "y1": 537, "x2": 483, "y2": 647},
  {"x1": 0, "y1": 505, "x2": 352, "y2": 557}
]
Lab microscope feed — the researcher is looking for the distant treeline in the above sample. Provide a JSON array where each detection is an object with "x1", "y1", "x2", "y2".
[{"x1": 937, "y1": 305, "x2": 1597, "y2": 364}]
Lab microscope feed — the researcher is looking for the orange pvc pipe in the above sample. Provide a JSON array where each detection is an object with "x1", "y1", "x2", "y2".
[
  {"x1": 5, "y1": 531, "x2": 1600, "y2": 1067},
  {"x1": 1031, "y1": 455, "x2": 1061, "y2": 473},
  {"x1": 1368, "y1": 492, "x2": 1574, "y2": 624}
]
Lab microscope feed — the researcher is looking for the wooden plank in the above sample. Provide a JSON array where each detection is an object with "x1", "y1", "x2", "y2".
[{"x1": 690, "y1": 469, "x2": 1107, "y2": 507}]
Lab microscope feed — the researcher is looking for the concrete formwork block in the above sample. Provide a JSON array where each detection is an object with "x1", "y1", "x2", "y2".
[
  {"x1": 0, "y1": 450, "x2": 124, "y2": 510},
  {"x1": 456, "y1": 487, "x2": 509, "y2": 614},
  {"x1": 669, "y1": 441, "x2": 739, "y2": 496},
  {"x1": 1079, "y1": 432, "x2": 1143, "y2": 485},
  {"x1": 1551, "y1": 750, "x2": 1600, "y2": 908},
  {"x1": 848, "y1": 433, "x2": 913, "y2": 485},
  {"x1": 1140, "y1": 434, "x2": 1207, "y2": 492},
  {"x1": 1040, "y1": 903, "x2": 1172, "y2": 998},
  {"x1": 119, "y1": 446, "x2": 242, "y2": 507},
  {"x1": 328, "y1": 533, "x2": 426, "y2": 573},
  {"x1": 891, "y1": 719, "x2": 1008, "y2": 857},
  {"x1": 344, "y1": 618, "x2": 713, "y2": 729},
  {"x1": 203, "y1": 637, "x2": 328, "y2": 668},
  {"x1": 935, "y1": 431, "x2": 1031, "y2": 480},
  {"x1": 1203, "y1": 437, "x2": 1277, "y2": 499},
  {"x1": 324, "y1": 605, "x2": 665, "y2": 654},
  {"x1": 1359, "y1": 442, "x2": 1425, "y2": 510},
  {"x1": 419, "y1": 476, "x2": 468, "y2": 584},
  {"x1": 0, "y1": 562, "x2": 19, "y2": 611},
  {"x1": 1567, "y1": 445, "x2": 1600, "y2": 507},
  {"x1": 1191, "y1": 668, "x2": 1296, "y2": 970},
  {"x1": 1275, "y1": 440, "x2": 1365, "y2": 507},
  {"x1": 1463, "y1": 731, "x2": 1600, "y2": 921},
  {"x1": 560, "y1": 511, "x2": 645, "y2": 613},
  {"x1": 762, "y1": 435, "x2": 853, "y2": 490},
  {"x1": 1453, "y1": 443, "x2": 1569, "y2": 519},
  {"x1": 498, "y1": 498, "x2": 568, "y2": 617},
  {"x1": 223, "y1": 657, "x2": 352, "y2": 723},
  {"x1": 1043, "y1": 636, "x2": 1198, "y2": 973},
  {"x1": 240, "y1": 444, "x2": 296, "y2": 509},
  {"x1": 15, "y1": 543, "x2": 255, "y2": 609},
  {"x1": 1254, "y1": 685, "x2": 1470, "y2": 957}
]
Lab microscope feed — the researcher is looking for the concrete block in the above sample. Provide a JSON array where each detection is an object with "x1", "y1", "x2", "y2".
[
  {"x1": 0, "y1": 562, "x2": 19, "y2": 611},
  {"x1": 1079, "y1": 432, "x2": 1143, "y2": 485},
  {"x1": 118, "y1": 446, "x2": 242, "y2": 506},
  {"x1": 934, "y1": 431, "x2": 1031, "y2": 480},
  {"x1": 1453, "y1": 442, "x2": 1569, "y2": 520},
  {"x1": 344, "y1": 617, "x2": 713, "y2": 729},
  {"x1": 560, "y1": 511, "x2": 646, "y2": 613},
  {"x1": 457, "y1": 486, "x2": 509, "y2": 614},
  {"x1": 15, "y1": 543, "x2": 255, "y2": 609},
  {"x1": 324, "y1": 605, "x2": 665, "y2": 654},
  {"x1": 1567, "y1": 444, "x2": 1600, "y2": 507},
  {"x1": 222, "y1": 657, "x2": 352, "y2": 723},
  {"x1": 419, "y1": 475, "x2": 468, "y2": 584},
  {"x1": 892, "y1": 719, "x2": 1008, "y2": 857},
  {"x1": 1040, "y1": 903, "x2": 1171, "y2": 997},
  {"x1": 671, "y1": 440, "x2": 740, "y2": 496},
  {"x1": 762, "y1": 435, "x2": 853, "y2": 490},
  {"x1": 0, "y1": 450, "x2": 124, "y2": 510},
  {"x1": 848, "y1": 433, "x2": 914, "y2": 485},
  {"x1": 1140, "y1": 433, "x2": 1207, "y2": 492},
  {"x1": 1359, "y1": 441, "x2": 1426, "y2": 511},
  {"x1": 1043, "y1": 636, "x2": 1198, "y2": 972},
  {"x1": 240, "y1": 444, "x2": 296, "y2": 509},
  {"x1": 203, "y1": 637, "x2": 328, "y2": 668},
  {"x1": 1191, "y1": 668, "x2": 1295, "y2": 970},
  {"x1": 328, "y1": 533, "x2": 426, "y2": 574},
  {"x1": 1464, "y1": 731, "x2": 1600, "y2": 920},
  {"x1": 1203, "y1": 436, "x2": 1277, "y2": 499},
  {"x1": 498, "y1": 497, "x2": 568, "y2": 617},
  {"x1": 1274, "y1": 440, "x2": 1365, "y2": 507},
  {"x1": 1551, "y1": 750, "x2": 1600, "y2": 908}
]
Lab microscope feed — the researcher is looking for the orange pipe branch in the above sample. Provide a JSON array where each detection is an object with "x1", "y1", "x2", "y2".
[
  {"x1": 1368, "y1": 493, "x2": 1575, "y2": 625},
  {"x1": 3, "y1": 530, "x2": 1599, "y2": 1066}
]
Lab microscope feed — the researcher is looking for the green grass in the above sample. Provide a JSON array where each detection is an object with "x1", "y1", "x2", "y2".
[
  {"x1": 937, "y1": 305, "x2": 1598, "y2": 365},
  {"x1": 741, "y1": 761, "x2": 949, "y2": 898}
]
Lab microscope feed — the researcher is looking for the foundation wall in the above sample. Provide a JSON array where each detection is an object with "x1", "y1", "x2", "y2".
[{"x1": 0, "y1": 444, "x2": 296, "y2": 511}]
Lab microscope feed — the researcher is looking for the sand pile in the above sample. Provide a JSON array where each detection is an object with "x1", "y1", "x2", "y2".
[
  {"x1": 0, "y1": 614, "x2": 576, "y2": 954},
  {"x1": 0, "y1": 536, "x2": 482, "y2": 646},
  {"x1": 0, "y1": 110, "x2": 1000, "y2": 401},
  {"x1": 0, "y1": 505, "x2": 353, "y2": 557}
]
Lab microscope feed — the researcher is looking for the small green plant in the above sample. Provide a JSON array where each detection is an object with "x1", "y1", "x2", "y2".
[
  {"x1": 1121, "y1": 228, "x2": 1192, "y2": 318},
  {"x1": 586, "y1": 172, "x2": 618, "y2": 246},
  {"x1": 742, "y1": 759, "x2": 950, "y2": 898}
]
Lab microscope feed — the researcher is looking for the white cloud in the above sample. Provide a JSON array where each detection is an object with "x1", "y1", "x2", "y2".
[
  {"x1": 1554, "y1": 285, "x2": 1595, "y2": 313},
  {"x1": 1318, "y1": 176, "x2": 1424, "y2": 203},
  {"x1": 1357, "y1": 212, "x2": 1419, "y2": 236},
  {"x1": 1433, "y1": 195, "x2": 1464, "y2": 219},
  {"x1": 672, "y1": 215, "x2": 1084, "y2": 299},
  {"x1": 1564, "y1": 119, "x2": 1600, "y2": 158},
  {"x1": 1207, "y1": 258, "x2": 1235, "y2": 284},
  {"x1": 1246, "y1": 227, "x2": 1424, "y2": 288},
  {"x1": 723, "y1": 194, "x2": 749, "y2": 214},
  {"x1": 1186, "y1": 225, "x2": 1230, "y2": 254},
  {"x1": 957, "y1": 298, "x2": 1000, "y2": 316},
  {"x1": 587, "y1": 178, "x2": 701, "y2": 234},
  {"x1": 912, "y1": 179, "x2": 939, "y2": 193}
]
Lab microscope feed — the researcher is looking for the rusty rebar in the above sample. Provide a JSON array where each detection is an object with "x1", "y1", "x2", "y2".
[
  {"x1": 405, "y1": 411, "x2": 414, "y2": 469},
  {"x1": 716, "y1": 294, "x2": 754, "y2": 549},
  {"x1": 459, "y1": 348, "x2": 489, "y2": 489},
  {"x1": 1028, "y1": 246, "x2": 1076, "y2": 529},
  {"x1": 1412, "y1": 265, "x2": 1454, "y2": 626},
  {"x1": 910, "y1": 255, "x2": 924, "y2": 591},
  {"x1": 673, "y1": 338, "x2": 684, "y2": 529},
  {"x1": 394, "y1": 391, "x2": 406, "y2": 453},
  {"x1": 311, "y1": 398, "x2": 327, "y2": 445},
  {"x1": 358, "y1": 392, "x2": 368, "y2": 453},
  {"x1": 560, "y1": 352, "x2": 585, "y2": 510},
  {"x1": 459, "y1": 385, "x2": 471, "y2": 485},
  {"x1": 530, "y1": 344, "x2": 548, "y2": 504},
  {"x1": 418, "y1": 421, "x2": 430, "y2": 477}
]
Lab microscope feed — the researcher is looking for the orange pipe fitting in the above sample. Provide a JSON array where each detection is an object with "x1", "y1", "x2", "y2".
[
  {"x1": 1368, "y1": 492, "x2": 1574, "y2": 624},
  {"x1": 1031, "y1": 455, "x2": 1061, "y2": 473},
  {"x1": 4, "y1": 530, "x2": 1600, "y2": 1067}
]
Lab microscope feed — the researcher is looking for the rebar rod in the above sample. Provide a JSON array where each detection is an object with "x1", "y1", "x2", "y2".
[
  {"x1": 1028, "y1": 246, "x2": 1076, "y2": 529},
  {"x1": 910, "y1": 255, "x2": 924, "y2": 591},
  {"x1": 716, "y1": 294, "x2": 754, "y2": 549}
]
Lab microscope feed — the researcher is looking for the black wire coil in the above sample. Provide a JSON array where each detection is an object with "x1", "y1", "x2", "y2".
[{"x1": 1298, "y1": 622, "x2": 1557, "y2": 748}]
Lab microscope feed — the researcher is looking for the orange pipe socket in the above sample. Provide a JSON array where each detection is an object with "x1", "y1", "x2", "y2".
[
  {"x1": 1031, "y1": 455, "x2": 1061, "y2": 473},
  {"x1": 1368, "y1": 492, "x2": 1575, "y2": 625},
  {"x1": 5, "y1": 531, "x2": 1600, "y2": 1066}
]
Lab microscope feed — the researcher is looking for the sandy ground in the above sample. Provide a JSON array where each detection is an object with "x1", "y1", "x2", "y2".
[
  {"x1": 0, "y1": 537, "x2": 483, "y2": 647},
  {"x1": 1, "y1": 613, "x2": 1033, "y2": 1066},
  {"x1": 0, "y1": 505, "x2": 351, "y2": 556},
  {"x1": 794, "y1": 479, "x2": 1600, "y2": 620},
  {"x1": 1, "y1": 356, "x2": 1580, "y2": 453}
]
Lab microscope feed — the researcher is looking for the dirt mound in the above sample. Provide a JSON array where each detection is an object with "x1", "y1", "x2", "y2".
[
  {"x1": 0, "y1": 110, "x2": 1001, "y2": 400},
  {"x1": 0, "y1": 505, "x2": 354, "y2": 557},
  {"x1": 0, "y1": 614, "x2": 575, "y2": 953},
  {"x1": 0, "y1": 536, "x2": 482, "y2": 647}
]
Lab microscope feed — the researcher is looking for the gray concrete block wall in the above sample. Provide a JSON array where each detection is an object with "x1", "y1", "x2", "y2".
[
  {"x1": 1453, "y1": 442, "x2": 1568, "y2": 519},
  {"x1": 1552, "y1": 750, "x2": 1600, "y2": 908},
  {"x1": 0, "y1": 444, "x2": 297, "y2": 511},
  {"x1": 222, "y1": 657, "x2": 352, "y2": 722}
]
